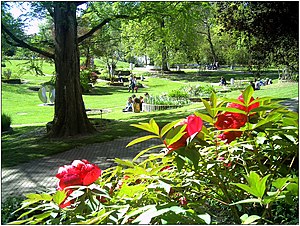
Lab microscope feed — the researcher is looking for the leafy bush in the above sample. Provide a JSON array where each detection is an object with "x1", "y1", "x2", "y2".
[
  {"x1": 144, "y1": 94, "x2": 190, "y2": 106},
  {"x1": 168, "y1": 89, "x2": 189, "y2": 99},
  {"x1": 180, "y1": 84, "x2": 216, "y2": 97},
  {"x1": 2, "y1": 113, "x2": 12, "y2": 131},
  {"x1": 9, "y1": 86, "x2": 298, "y2": 224},
  {"x1": 1, "y1": 196, "x2": 25, "y2": 224}
]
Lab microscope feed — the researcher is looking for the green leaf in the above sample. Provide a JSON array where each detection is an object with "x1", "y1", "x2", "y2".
[
  {"x1": 126, "y1": 135, "x2": 160, "y2": 147},
  {"x1": 198, "y1": 213, "x2": 211, "y2": 224},
  {"x1": 202, "y1": 98, "x2": 212, "y2": 116},
  {"x1": 222, "y1": 98, "x2": 246, "y2": 106},
  {"x1": 52, "y1": 190, "x2": 66, "y2": 205},
  {"x1": 164, "y1": 124, "x2": 186, "y2": 146},
  {"x1": 149, "y1": 118, "x2": 160, "y2": 136},
  {"x1": 130, "y1": 118, "x2": 160, "y2": 135},
  {"x1": 132, "y1": 144, "x2": 165, "y2": 162},
  {"x1": 272, "y1": 177, "x2": 290, "y2": 190},
  {"x1": 114, "y1": 158, "x2": 135, "y2": 168},
  {"x1": 118, "y1": 184, "x2": 146, "y2": 198},
  {"x1": 240, "y1": 214, "x2": 261, "y2": 224},
  {"x1": 132, "y1": 205, "x2": 169, "y2": 224},
  {"x1": 194, "y1": 112, "x2": 213, "y2": 124},
  {"x1": 242, "y1": 85, "x2": 254, "y2": 106},
  {"x1": 40, "y1": 193, "x2": 52, "y2": 201},
  {"x1": 78, "y1": 210, "x2": 114, "y2": 224},
  {"x1": 121, "y1": 205, "x2": 155, "y2": 224},
  {"x1": 232, "y1": 183, "x2": 261, "y2": 198},
  {"x1": 215, "y1": 107, "x2": 247, "y2": 114},
  {"x1": 230, "y1": 198, "x2": 261, "y2": 205},
  {"x1": 286, "y1": 183, "x2": 299, "y2": 195},
  {"x1": 161, "y1": 119, "x2": 182, "y2": 137},
  {"x1": 175, "y1": 155, "x2": 185, "y2": 172},
  {"x1": 210, "y1": 91, "x2": 216, "y2": 105}
]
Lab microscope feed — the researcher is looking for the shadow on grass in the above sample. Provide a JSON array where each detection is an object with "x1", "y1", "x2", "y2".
[
  {"x1": 154, "y1": 70, "x2": 279, "y2": 83},
  {"x1": 1, "y1": 107, "x2": 204, "y2": 168}
]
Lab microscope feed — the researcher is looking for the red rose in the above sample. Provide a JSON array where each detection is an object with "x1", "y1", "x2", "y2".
[
  {"x1": 56, "y1": 159, "x2": 101, "y2": 190},
  {"x1": 164, "y1": 114, "x2": 203, "y2": 152},
  {"x1": 215, "y1": 112, "x2": 247, "y2": 130},
  {"x1": 227, "y1": 94, "x2": 259, "y2": 114}
]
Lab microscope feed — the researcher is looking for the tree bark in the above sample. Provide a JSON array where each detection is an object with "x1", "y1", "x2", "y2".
[
  {"x1": 206, "y1": 22, "x2": 217, "y2": 64},
  {"x1": 48, "y1": 2, "x2": 96, "y2": 138},
  {"x1": 160, "y1": 19, "x2": 169, "y2": 71}
]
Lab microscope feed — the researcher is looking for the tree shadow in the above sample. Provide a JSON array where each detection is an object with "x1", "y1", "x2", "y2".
[{"x1": 155, "y1": 70, "x2": 279, "y2": 84}]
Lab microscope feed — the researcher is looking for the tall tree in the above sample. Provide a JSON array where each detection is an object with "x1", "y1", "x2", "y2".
[
  {"x1": 1, "y1": 2, "x2": 130, "y2": 137},
  {"x1": 216, "y1": 2, "x2": 299, "y2": 71}
]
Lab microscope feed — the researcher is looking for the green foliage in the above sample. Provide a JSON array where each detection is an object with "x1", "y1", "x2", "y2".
[
  {"x1": 1, "y1": 196, "x2": 25, "y2": 224},
  {"x1": 179, "y1": 84, "x2": 216, "y2": 97},
  {"x1": 2, "y1": 113, "x2": 12, "y2": 131},
  {"x1": 8, "y1": 86, "x2": 298, "y2": 224},
  {"x1": 144, "y1": 94, "x2": 190, "y2": 106}
]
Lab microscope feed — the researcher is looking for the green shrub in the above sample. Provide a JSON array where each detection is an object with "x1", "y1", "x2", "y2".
[
  {"x1": 180, "y1": 84, "x2": 215, "y2": 97},
  {"x1": 144, "y1": 94, "x2": 190, "y2": 106},
  {"x1": 168, "y1": 89, "x2": 189, "y2": 99},
  {"x1": 1, "y1": 196, "x2": 25, "y2": 224},
  {"x1": 1, "y1": 113, "x2": 12, "y2": 131}
]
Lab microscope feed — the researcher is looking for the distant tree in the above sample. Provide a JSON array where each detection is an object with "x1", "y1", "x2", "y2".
[{"x1": 216, "y1": 2, "x2": 299, "y2": 72}]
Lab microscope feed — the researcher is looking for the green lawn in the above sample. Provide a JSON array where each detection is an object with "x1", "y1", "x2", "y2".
[{"x1": 1, "y1": 59, "x2": 298, "y2": 167}]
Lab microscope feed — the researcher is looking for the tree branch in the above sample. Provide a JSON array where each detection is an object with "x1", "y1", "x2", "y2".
[
  {"x1": 77, "y1": 14, "x2": 131, "y2": 44},
  {"x1": 2, "y1": 23, "x2": 55, "y2": 59}
]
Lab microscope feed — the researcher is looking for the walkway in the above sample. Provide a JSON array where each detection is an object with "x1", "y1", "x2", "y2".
[
  {"x1": 2, "y1": 97, "x2": 298, "y2": 201},
  {"x1": 1, "y1": 133, "x2": 161, "y2": 201}
]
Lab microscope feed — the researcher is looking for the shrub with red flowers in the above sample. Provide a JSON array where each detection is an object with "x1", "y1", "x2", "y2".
[{"x1": 10, "y1": 86, "x2": 298, "y2": 225}]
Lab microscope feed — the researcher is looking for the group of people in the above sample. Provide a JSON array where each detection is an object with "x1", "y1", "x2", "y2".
[
  {"x1": 122, "y1": 93, "x2": 149, "y2": 112},
  {"x1": 250, "y1": 78, "x2": 273, "y2": 90}
]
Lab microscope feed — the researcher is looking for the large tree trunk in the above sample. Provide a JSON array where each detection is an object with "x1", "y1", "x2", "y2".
[{"x1": 48, "y1": 2, "x2": 96, "y2": 138}]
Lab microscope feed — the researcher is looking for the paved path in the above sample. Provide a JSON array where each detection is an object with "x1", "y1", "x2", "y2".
[
  {"x1": 1, "y1": 133, "x2": 161, "y2": 201},
  {"x1": 2, "y1": 98, "x2": 298, "y2": 202}
]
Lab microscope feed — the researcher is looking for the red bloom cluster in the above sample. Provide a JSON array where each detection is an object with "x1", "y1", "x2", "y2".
[
  {"x1": 164, "y1": 114, "x2": 203, "y2": 152},
  {"x1": 215, "y1": 94, "x2": 259, "y2": 144},
  {"x1": 56, "y1": 159, "x2": 101, "y2": 208}
]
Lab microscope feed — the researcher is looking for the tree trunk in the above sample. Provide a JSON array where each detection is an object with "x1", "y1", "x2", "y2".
[
  {"x1": 160, "y1": 19, "x2": 169, "y2": 71},
  {"x1": 48, "y1": 2, "x2": 96, "y2": 138},
  {"x1": 206, "y1": 23, "x2": 217, "y2": 64}
]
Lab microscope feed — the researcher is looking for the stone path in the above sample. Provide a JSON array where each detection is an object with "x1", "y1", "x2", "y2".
[{"x1": 1, "y1": 133, "x2": 161, "y2": 201}]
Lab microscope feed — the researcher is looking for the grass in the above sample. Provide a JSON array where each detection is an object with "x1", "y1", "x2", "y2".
[{"x1": 1, "y1": 59, "x2": 298, "y2": 167}]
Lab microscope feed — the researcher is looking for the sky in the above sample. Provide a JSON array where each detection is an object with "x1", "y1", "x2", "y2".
[
  {"x1": 9, "y1": 2, "x2": 42, "y2": 35},
  {"x1": 9, "y1": 2, "x2": 88, "y2": 35}
]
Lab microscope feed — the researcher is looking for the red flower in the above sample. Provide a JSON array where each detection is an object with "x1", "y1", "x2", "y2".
[
  {"x1": 215, "y1": 112, "x2": 247, "y2": 130},
  {"x1": 215, "y1": 94, "x2": 259, "y2": 144},
  {"x1": 179, "y1": 196, "x2": 188, "y2": 206},
  {"x1": 227, "y1": 94, "x2": 259, "y2": 114},
  {"x1": 56, "y1": 159, "x2": 101, "y2": 208},
  {"x1": 160, "y1": 166, "x2": 171, "y2": 171},
  {"x1": 164, "y1": 114, "x2": 203, "y2": 152},
  {"x1": 56, "y1": 159, "x2": 101, "y2": 190}
]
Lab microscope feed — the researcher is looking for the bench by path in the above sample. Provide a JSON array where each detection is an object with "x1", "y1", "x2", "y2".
[{"x1": 1, "y1": 133, "x2": 162, "y2": 201}]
